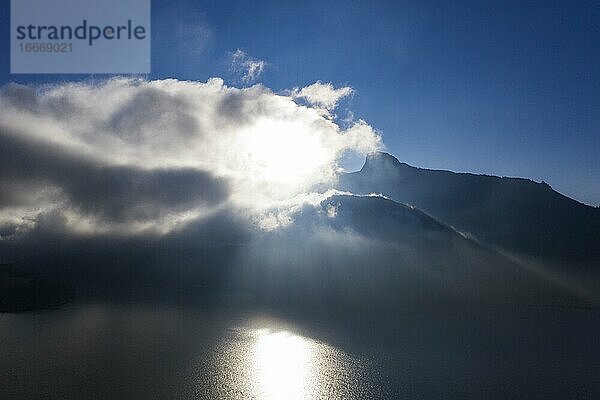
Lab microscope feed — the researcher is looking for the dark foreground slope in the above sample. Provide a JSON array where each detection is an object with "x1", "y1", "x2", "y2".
[
  {"x1": 339, "y1": 152, "x2": 600, "y2": 267},
  {"x1": 0, "y1": 193, "x2": 590, "y2": 311},
  {"x1": 235, "y1": 194, "x2": 585, "y2": 310}
]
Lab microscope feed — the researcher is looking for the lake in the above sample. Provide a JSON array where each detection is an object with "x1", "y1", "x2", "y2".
[{"x1": 1, "y1": 299, "x2": 599, "y2": 399}]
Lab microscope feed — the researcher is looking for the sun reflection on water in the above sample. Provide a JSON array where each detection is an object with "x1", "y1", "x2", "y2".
[
  {"x1": 251, "y1": 329, "x2": 315, "y2": 400},
  {"x1": 196, "y1": 322, "x2": 361, "y2": 399}
]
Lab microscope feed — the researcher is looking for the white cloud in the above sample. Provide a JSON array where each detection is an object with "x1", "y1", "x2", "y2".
[
  {"x1": 0, "y1": 78, "x2": 382, "y2": 235},
  {"x1": 230, "y1": 49, "x2": 267, "y2": 84},
  {"x1": 291, "y1": 81, "x2": 354, "y2": 112}
]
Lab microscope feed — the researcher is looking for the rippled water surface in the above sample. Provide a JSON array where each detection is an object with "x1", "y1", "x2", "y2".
[{"x1": 1, "y1": 301, "x2": 599, "y2": 399}]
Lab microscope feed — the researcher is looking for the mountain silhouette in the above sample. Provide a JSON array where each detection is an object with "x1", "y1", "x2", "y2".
[
  {"x1": 338, "y1": 152, "x2": 600, "y2": 268},
  {"x1": 2, "y1": 152, "x2": 596, "y2": 311},
  {"x1": 307, "y1": 194, "x2": 584, "y2": 307}
]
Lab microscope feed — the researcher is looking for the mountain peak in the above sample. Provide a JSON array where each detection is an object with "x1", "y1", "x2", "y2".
[{"x1": 362, "y1": 151, "x2": 403, "y2": 172}]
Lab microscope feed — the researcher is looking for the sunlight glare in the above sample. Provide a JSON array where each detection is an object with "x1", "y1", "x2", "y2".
[
  {"x1": 238, "y1": 118, "x2": 330, "y2": 190},
  {"x1": 251, "y1": 329, "x2": 315, "y2": 400}
]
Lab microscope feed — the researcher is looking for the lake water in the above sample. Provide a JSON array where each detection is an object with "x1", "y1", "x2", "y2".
[{"x1": 1, "y1": 300, "x2": 599, "y2": 399}]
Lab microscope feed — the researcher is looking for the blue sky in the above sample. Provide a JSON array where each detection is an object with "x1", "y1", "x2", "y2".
[{"x1": 1, "y1": 0, "x2": 598, "y2": 205}]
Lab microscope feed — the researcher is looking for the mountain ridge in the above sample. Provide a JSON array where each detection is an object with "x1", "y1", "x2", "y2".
[{"x1": 339, "y1": 152, "x2": 600, "y2": 267}]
